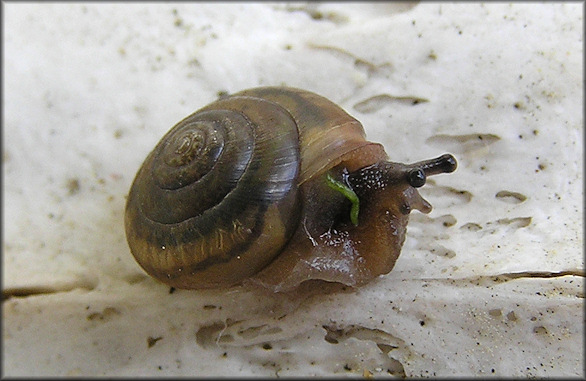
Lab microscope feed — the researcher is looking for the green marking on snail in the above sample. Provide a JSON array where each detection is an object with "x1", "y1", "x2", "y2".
[{"x1": 325, "y1": 172, "x2": 360, "y2": 226}]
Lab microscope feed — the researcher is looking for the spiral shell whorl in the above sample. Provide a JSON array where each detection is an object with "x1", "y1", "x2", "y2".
[
  {"x1": 154, "y1": 117, "x2": 227, "y2": 190},
  {"x1": 125, "y1": 97, "x2": 302, "y2": 289}
]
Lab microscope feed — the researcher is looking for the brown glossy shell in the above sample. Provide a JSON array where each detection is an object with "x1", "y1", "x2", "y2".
[{"x1": 232, "y1": 87, "x2": 388, "y2": 183}]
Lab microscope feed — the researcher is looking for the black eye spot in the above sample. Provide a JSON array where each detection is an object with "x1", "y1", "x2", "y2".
[{"x1": 408, "y1": 169, "x2": 426, "y2": 188}]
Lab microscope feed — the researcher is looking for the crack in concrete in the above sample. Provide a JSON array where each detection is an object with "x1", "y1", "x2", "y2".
[
  {"x1": 3, "y1": 271, "x2": 581, "y2": 303},
  {"x1": 2, "y1": 282, "x2": 96, "y2": 302},
  {"x1": 419, "y1": 270, "x2": 585, "y2": 288},
  {"x1": 489, "y1": 270, "x2": 585, "y2": 279}
]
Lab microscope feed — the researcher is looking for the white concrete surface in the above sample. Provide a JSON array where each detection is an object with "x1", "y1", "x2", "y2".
[{"x1": 3, "y1": 2, "x2": 583, "y2": 377}]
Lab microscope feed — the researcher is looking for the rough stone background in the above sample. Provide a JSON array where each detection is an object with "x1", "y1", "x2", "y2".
[{"x1": 3, "y1": 2, "x2": 584, "y2": 377}]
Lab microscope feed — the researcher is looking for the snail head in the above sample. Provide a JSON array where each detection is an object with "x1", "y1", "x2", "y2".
[{"x1": 346, "y1": 153, "x2": 457, "y2": 216}]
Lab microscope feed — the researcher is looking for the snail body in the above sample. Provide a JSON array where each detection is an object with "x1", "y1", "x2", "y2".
[{"x1": 124, "y1": 87, "x2": 457, "y2": 292}]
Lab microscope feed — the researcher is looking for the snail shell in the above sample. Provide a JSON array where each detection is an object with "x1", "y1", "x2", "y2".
[{"x1": 124, "y1": 87, "x2": 457, "y2": 292}]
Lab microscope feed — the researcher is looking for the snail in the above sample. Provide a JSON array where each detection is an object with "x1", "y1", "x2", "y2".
[{"x1": 124, "y1": 87, "x2": 457, "y2": 292}]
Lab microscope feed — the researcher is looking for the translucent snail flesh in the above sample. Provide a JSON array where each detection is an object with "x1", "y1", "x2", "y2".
[{"x1": 124, "y1": 87, "x2": 457, "y2": 292}]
